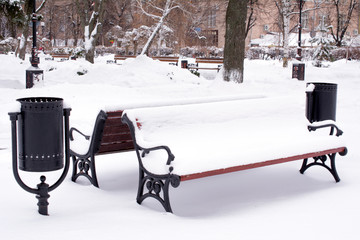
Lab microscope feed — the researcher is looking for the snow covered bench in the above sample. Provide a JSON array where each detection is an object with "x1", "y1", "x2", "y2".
[
  {"x1": 69, "y1": 95, "x2": 263, "y2": 187},
  {"x1": 121, "y1": 98, "x2": 347, "y2": 213},
  {"x1": 114, "y1": 55, "x2": 136, "y2": 64},
  {"x1": 113, "y1": 55, "x2": 179, "y2": 65},
  {"x1": 151, "y1": 56, "x2": 179, "y2": 66},
  {"x1": 50, "y1": 53, "x2": 71, "y2": 61},
  {"x1": 188, "y1": 57, "x2": 223, "y2": 72}
]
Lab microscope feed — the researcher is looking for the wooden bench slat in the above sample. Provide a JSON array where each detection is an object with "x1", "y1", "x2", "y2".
[
  {"x1": 98, "y1": 141, "x2": 134, "y2": 153},
  {"x1": 104, "y1": 118, "x2": 127, "y2": 127},
  {"x1": 195, "y1": 58, "x2": 223, "y2": 64},
  {"x1": 101, "y1": 133, "x2": 133, "y2": 143},
  {"x1": 180, "y1": 147, "x2": 347, "y2": 181},
  {"x1": 188, "y1": 67, "x2": 221, "y2": 71},
  {"x1": 103, "y1": 125, "x2": 130, "y2": 134},
  {"x1": 107, "y1": 110, "x2": 123, "y2": 116}
]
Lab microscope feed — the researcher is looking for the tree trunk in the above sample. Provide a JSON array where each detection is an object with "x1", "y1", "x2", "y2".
[
  {"x1": 223, "y1": 0, "x2": 247, "y2": 83},
  {"x1": 18, "y1": 0, "x2": 33, "y2": 60},
  {"x1": 83, "y1": 0, "x2": 106, "y2": 63},
  {"x1": 141, "y1": 19, "x2": 163, "y2": 55},
  {"x1": 282, "y1": 10, "x2": 290, "y2": 67}
]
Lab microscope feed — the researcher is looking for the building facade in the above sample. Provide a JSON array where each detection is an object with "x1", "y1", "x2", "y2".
[{"x1": 35, "y1": 0, "x2": 360, "y2": 54}]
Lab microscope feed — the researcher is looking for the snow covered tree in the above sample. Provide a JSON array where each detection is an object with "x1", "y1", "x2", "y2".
[
  {"x1": 223, "y1": 0, "x2": 247, "y2": 83},
  {"x1": 274, "y1": 0, "x2": 323, "y2": 67},
  {"x1": 76, "y1": 0, "x2": 106, "y2": 63},
  {"x1": 310, "y1": 29, "x2": 334, "y2": 67},
  {"x1": 136, "y1": 0, "x2": 184, "y2": 55},
  {"x1": 120, "y1": 26, "x2": 152, "y2": 55},
  {"x1": 0, "y1": 0, "x2": 25, "y2": 38},
  {"x1": 274, "y1": 0, "x2": 297, "y2": 67}
]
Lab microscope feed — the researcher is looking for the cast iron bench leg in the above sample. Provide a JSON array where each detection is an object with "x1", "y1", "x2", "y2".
[
  {"x1": 136, "y1": 168, "x2": 180, "y2": 213},
  {"x1": 300, "y1": 153, "x2": 341, "y2": 182},
  {"x1": 71, "y1": 154, "x2": 99, "y2": 187}
]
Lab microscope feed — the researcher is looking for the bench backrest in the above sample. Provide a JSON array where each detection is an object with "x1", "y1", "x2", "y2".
[
  {"x1": 98, "y1": 110, "x2": 134, "y2": 154},
  {"x1": 196, "y1": 58, "x2": 223, "y2": 64},
  {"x1": 114, "y1": 55, "x2": 136, "y2": 60},
  {"x1": 152, "y1": 56, "x2": 179, "y2": 63},
  {"x1": 51, "y1": 54, "x2": 70, "y2": 58}
]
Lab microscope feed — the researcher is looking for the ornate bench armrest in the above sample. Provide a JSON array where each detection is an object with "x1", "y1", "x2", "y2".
[
  {"x1": 141, "y1": 145, "x2": 175, "y2": 165},
  {"x1": 308, "y1": 121, "x2": 343, "y2": 136},
  {"x1": 69, "y1": 127, "x2": 90, "y2": 141}
]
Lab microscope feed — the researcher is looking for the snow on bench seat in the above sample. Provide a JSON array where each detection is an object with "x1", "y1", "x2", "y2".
[
  {"x1": 123, "y1": 98, "x2": 345, "y2": 177},
  {"x1": 122, "y1": 97, "x2": 347, "y2": 212},
  {"x1": 69, "y1": 94, "x2": 265, "y2": 187}
]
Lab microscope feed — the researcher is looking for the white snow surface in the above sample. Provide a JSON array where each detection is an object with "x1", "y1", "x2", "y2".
[{"x1": 0, "y1": 53, "x2": 359, "y2": 240}]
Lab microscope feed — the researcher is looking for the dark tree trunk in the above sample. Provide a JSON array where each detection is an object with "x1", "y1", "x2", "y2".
[{"x1": 223, "y1": 0, "x2": 247, "y2": 83}]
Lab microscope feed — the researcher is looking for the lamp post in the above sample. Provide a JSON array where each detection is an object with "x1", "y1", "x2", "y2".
[
  {"x1": 292, "y1": 0, "x2": 305, "y2": 80},
  {"x1": 9, "y1": 97, "x2": 71, "y2": 215},
  {"x1": 297, "y1": 0, "x2": 304, "y2": 60},
  {"x1": 26, "y1": 0, "x2": 44, "y2": 88}
]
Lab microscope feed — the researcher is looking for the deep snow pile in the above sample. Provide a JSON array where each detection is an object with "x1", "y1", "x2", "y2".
[{"x1": 0, "y1": 53, "x2": 359, "y2": 240}]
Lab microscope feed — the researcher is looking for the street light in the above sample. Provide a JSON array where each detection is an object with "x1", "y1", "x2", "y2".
[
  {"x1": 9, "y1": 97, "x2": 71, "y2": 215},
  {"x1": 26, "y1": 0, "x2": 44, "y2": 88},
  {"x1": 297, "y1": 0, "x2": 304, "y2": 60},
  {"x1": 292, "y1": 0, "x2": 305, "y2": 80}
]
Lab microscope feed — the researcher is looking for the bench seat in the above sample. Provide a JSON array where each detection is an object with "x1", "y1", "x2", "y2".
[
  {"x1": 133, "y1": 117, "x2": 346, "y2": 178},
  {"x1": 121, "y1": 97, "x2": 347, "y2": 212}
]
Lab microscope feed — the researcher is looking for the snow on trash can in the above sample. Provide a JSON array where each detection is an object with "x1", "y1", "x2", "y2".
[{"x1": 306, "y1": 83, "x2": 337, "y2": 123}]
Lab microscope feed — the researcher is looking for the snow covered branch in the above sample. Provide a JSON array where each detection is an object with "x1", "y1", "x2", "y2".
[
  {"x1": 137, "y1": 0, "x2": 184, "y2": 55},
  {"x1": 35, "y1": 0, "x2": 47, "y2": 13}
]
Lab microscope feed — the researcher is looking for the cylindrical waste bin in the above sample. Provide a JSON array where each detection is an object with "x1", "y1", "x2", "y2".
[
  {"x1": 181, "y1": 60, "x2": 188, "y2": 69},
  {"x1": 292, "y1": 63, "x2": 305, "y2": 80},
  {"x1": 306, "y1": 83, "x2": 337, "y2": 123},
  {"x1": 17, "y1": 97, "x2": 64, "y2": 172}
]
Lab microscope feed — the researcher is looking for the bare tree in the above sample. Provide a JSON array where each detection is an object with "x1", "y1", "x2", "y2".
[
  {"x1": 246, "y1": 0, "x2": 257, "y2": 37},
  {"x1": 329, "y1": 0, "x2": 358, "y2": 46},
  {"x1": 223, "y1": 0, "x2": 247, "y2": 83}
]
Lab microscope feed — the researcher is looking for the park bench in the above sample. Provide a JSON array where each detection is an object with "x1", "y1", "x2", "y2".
[
  {"x1": 151, "y1": 56, "x2": 179, "y2": 66},
  {"x1": 69, "y1": 95, "x2": 264, "y2": 187},
  {"x1": 113, "y1": 55, "x2": 136, "y2": 64},
  {"x1": 188, "y1": 57, "x2": 223, "y2": 72},
  {"x1": 50, "y1": 53, "x2": 71, "y2": 61},
  {"x1": 112, "y1": 55, "x2": 179, "y2": 65},
  {"x1": 121, "y1": 98, "x2": 347, "y2": 213}
]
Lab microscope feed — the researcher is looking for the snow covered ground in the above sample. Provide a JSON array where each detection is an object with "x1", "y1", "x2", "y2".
[{"x1": 0, "y1": 53, "x2": 359, "y2": 240}]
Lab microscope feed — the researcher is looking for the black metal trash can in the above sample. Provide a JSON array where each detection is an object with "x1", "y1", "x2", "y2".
[
  {"x1": 306, "y1": 83, "x2": 337, "y2": 123},
  {"x1": 292, "y1": 63, "x2": 305, "y2": 80},
  {"x1": 26, "y1": 68, "x2": 44, "y2": 89},
  {"x1": 17, "y1": 97, "x2": 64, "y2": 172},
  {"x1": 181, "y1": 60, "x2": 188, "y2": 69}
]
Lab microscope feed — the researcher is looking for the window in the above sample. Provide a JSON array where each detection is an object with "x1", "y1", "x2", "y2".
[
  {"x1": 208, "y1": 8, "x2": 217, "y2": 27},
  {"x1": 301, "y1": 12, "x2": 309, "y2": 29},
  {"x1": 339, "y1": 14, "x2": 346, "y2": 30},
  {"x1": 202, "y1": 30, "x2": 218, "y2": 47}
]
